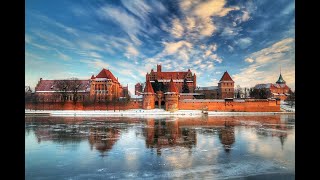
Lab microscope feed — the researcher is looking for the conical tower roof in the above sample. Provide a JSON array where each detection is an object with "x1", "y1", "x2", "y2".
[
  {"x1": 144, "y1": 79, "x2": 155, "y2": 94},
  {"x1": 276, "y1": 73, "x2": 286, "y2": 84},
  {"x1": 167, "y1": 78, "x2": 178, "y2": 93},
  {"x1": 219, "y1": 71, "x2": 234, "y2": 82}
]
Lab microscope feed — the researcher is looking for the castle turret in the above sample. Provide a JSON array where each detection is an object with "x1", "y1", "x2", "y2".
[
  {"x1": 164, "y1": 78, "x2": 179, "y2": 112},
  {"x1": 276, "y1": 73, "x2": 286, "y2": 84},
  {"x1": 142, "y1": 79, "x2": 155, "y2": 110},
  {"x1": 157, "y1": 64, "x2": 162, "y2": 72},
  {"x1": 218, "y1": 71, "x2": 234, "y2": 99}
]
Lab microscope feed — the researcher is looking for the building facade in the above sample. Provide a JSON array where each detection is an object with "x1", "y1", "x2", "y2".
[
  {"x1": 254, "y1": 73, "x2": 291, "y2": 100},
  {"x1": 218, "y1": 71, "x2": 235, "y2": 99},
  {"x1": 146, "y1": 64, "x2": 196, "y2": 93},
  {"x1": 90, "y1": 68, "x2": 127, "y2": 101},
  {"x1": 194, "y1": 71, "x2": 234, "y2": 99},
  {"x1": 134, "y1": 83, "x2": 143, "y2": 95},
  {"x1": 34, "y1": 68, "x2": 127, "y2": 102}
]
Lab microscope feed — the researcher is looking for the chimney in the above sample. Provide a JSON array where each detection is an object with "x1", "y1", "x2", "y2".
[{"x1": 157, "y1": 64, "x2": 162, "y2": 72}]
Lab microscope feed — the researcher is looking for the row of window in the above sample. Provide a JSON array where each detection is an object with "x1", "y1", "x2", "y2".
[{"x1": 223, "y1": 83, "x2": 233, "y2": 86}]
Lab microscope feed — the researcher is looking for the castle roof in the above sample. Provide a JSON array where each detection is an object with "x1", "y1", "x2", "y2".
[
  {"x1": 254, "y1": 83, "x2": 289, "y2": 89},
  {"x1": 219, "y1": 71, "x2": 234, "y2": 82},
  {"x1": 144, "y1": 80, "x2": 155, "y2": 94},
  {"x1": 35, "y1": 80, "x2": 90, "y2": 92},
  {"x1": 96, "y1": 68, "x2": 118, "y2": 83},
  {"x1": 167, "y1": 78, "x2": 178, "y2": 93},
  {"x1": 91, "y1": 75, "x2": 95, "y2": 79},
  {"x1": 150, "y1": 70, "x2": 194, "y2": 80},
  {"x1": 276, "y1": 73, "x2": 286, "y2": 84}
]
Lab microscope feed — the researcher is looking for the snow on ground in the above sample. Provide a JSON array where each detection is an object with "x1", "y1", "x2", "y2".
[
  {"x1": 280, "y1": 101, "x2": 295, "y2": 112},
  {"x1": 25, "y1": 108, "x2": 294, "y2": 117}
]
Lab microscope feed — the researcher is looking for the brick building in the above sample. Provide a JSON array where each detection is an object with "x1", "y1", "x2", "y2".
[
  {"x1": 34, "y1": 68, "x2": 127, "y2": 102},
  {"x1": 146, "y1": 64, "x2": 196, "y2": 93},
  {"x1": 254, "y1": 73, "x2": 291, "y2": 100},
  {"x1": 195, "y1": 71, "x2": 234, "y2": 99},
  {"x1": 134, "y1": 83, "x2": 143, "y2": 95}
]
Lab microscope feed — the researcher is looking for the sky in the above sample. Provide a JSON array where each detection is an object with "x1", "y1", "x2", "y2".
[{"x1": 26, "y1": 0, "x2": 295, "y2": 94}]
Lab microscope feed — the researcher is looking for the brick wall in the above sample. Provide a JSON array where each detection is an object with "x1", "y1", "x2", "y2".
[
  {"x1": 178, "y1": 99, "x2": 280, "y2": 112},
  {"x1": 25, "y1": 101, "x2": 142, "y2": 110}
]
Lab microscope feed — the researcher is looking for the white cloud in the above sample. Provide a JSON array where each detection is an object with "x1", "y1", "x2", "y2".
[
  {"x1": 120, "y1": 0, "x2": 151, "y2": 21},
  {"x1": 98, "y1": 6, "x2": 143, "y2": 45},
  {"x1": 233, "y1": 38, "x2": 295, "y2": 89},
  {"x1": 241, "y1": 11, "x2": 250, "y2": 22},
  {"x1": 33, "y1": 13, "x2": 79, "y2": 36},
  {"x1": 33, "y1": 30, "x2": 75, "y2": 50},
  {"x1": 236, "y1": 37, "x2": 252, "y2": 49},
  {"x1": 245, "y1": 58, "x2": 254, "y2": 63},
  {"x1": 25, "y1": 35, "x2": 31, "y2": 44},
  {"x1": 228, "y1": 45, "x2": 234, "y2": 52},
  {"x1": 77, "y1": 41, "x2": 104, "y2": 51},
  {"x1": 56, "y1": 50, "x2": 71, "y2": 61},
  {"x1": 209, "y1": 54, "x2": 222, "y2": 63},
  {"x1": 177, "y1": 0, "x2": 241, "y2": 37},
  {"x1": 162, "y1": 41, "x2": 192, "y2": 55},
  {"x1": 171, "y1": 18, "x2": 184, "y2": 38},
  {"x1": 221, "y1": 26, "x2": 242, "y2": 37},
  {"x1": 125, "y1": 45, "x2": 139, "y2": 58},
  {"x1": 88, "y1": 52, "x2": 102, "y2": 59},
  {"x1": 80, "y1": 59, "x2": 110, "y2": 70}
]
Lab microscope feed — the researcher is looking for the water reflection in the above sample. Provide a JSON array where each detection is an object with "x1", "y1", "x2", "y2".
[
  {"x1": 144, "y1": 119, "x2": 196, "y2": 155},
  {"x1": 25, "y1": 115, "x2": 294, "y2": 154},
  {"x1": 25, "y1": 115, "x2": 295, "y2": 179}
]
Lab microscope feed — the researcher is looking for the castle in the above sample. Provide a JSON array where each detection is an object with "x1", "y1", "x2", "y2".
[
  {"x1": 254, "y1": 73, "x2": 291, "y2": 100},
  {"x1": 29, "y1": 65, "x2": 283, "y2": 112},
  {"x1": 141, "y1": 65, "x2": 236, "y2": 112},
  {"x1": 34, "y1": 68, "x2": 128, "y2": 102}
]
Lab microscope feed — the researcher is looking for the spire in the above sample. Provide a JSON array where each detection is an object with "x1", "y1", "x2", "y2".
[
  {"x1": 276, "y1": 73, "x2": 286, "y2": 84},
  {"x1": 167, "y1": 78, "x2": 178, "y2": 93},
  {"x1": 144, "y1": 79, "x2": 155, "y2": 93}
]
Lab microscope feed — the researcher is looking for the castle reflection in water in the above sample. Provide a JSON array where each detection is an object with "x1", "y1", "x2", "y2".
[{"x1": 25, "y1": 115, "x2": 294, "y2": 155}]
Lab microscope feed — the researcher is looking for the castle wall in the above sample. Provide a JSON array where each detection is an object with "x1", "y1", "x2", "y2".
[
  {"x1": 178, "y1": 99, "x2": 280, "y2": 112},
  {"x1": 142, "y1": 95, "x2": 155, "y2": 109},
  {"x1": 165, "y1": 94, "x2": 179, "y2": 112},
  {"x1": 25, "y1": 101, "x2": 142, "y2": 111}
]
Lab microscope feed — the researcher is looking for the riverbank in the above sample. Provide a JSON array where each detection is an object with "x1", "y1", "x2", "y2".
[{"x1": 25, "y1": 109, "x2": 295, "y2": 117}]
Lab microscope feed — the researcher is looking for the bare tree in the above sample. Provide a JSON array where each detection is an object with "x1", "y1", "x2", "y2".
[
  {"x1": 105, "y1": 96, "x2": 111, "y2": 111},
  {"x1": 285, "y1": 90, "x2": 295, "y2": 108},
  {"x1": 236, "y1": 85, "x2": 243, "y2": 98},
  {"x1": 69, "y1": 78, "x2": 82, "y2": 110},
  {"x1": 111, "y1": 96, "x2": 118, "y2": 112},
  {"x1": 31, "y1": 93, "x2": 39, "y2": 111},
  {"x1": 54, "y1": 80, "x2": 70, "y2": 104}
]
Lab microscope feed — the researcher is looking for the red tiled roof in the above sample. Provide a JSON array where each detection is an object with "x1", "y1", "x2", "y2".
[
  {"x1": 96, "y1": 68, "x2": 118, "y2": 83},
  {"x1": 144, "y1": 80, "x2": 154, "y2": 93},
  {"x1": 151, "y1": 72, "x2": 192, "y2": 79},
  {"x1": 167, "y1": 78, "x2": 178, "y2": 93},
  {"x1": 35, "y1": 80, "x2": 90, "y2": 91},
  {"x1": 219, "y1": 71, "x2": 234, "y2": 82}
]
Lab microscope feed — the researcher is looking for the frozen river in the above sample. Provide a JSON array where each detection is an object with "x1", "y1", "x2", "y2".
[{"x1": 25, "y1": 115, "x2": 295, "y2": 179}]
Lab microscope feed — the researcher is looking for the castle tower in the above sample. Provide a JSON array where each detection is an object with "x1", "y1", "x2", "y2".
[
  {"x1": 218, "y1": 71, "x2": 234, "y2": 99},
  {"x1": 157, "y1": 64, "x2": 162, "y2": 72},
  {"x1": 164, "y1": 78, "x2": 179, "y2": 112},
  {"x1": 142, "y1": 79, "x2": 155, "y2": 110}
]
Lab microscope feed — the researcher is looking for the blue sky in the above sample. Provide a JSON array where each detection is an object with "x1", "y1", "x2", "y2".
[{"x1": 26, "y1": 0, "x2": 295, "y2": 94}]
